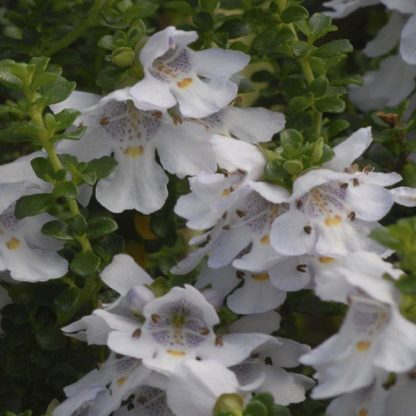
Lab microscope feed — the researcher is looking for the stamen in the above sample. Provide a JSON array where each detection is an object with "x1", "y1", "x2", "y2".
[
  {"x1": 296, "y1": 264, "x2": 307, "y2": 273},
  {"x1": 303, "y1": 225, "x2": 312, "y2": 234}
]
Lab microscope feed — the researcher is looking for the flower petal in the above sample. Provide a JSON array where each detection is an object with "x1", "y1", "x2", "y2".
[
  {"x1": 363, "y1": 11, "x2": 406, "y2": 57},
  {"x1": 96, "y1": 145, "x2": 168, "y2": 214},
  {"x1": 222, "y1": 106, "x2": 285, "y2": 143},
  {"x1": 401, "y1": 15, "x2": 416, "y2": 66},
  {"x1": 172, "y1": 77, "x2": 238, "y2": 118},
  {"x1": 101, "y1": 254, "x2": 153, "y2": 295},
  {"x1": 391, "y1": 186, "x2": 416, "y2": 206},
  {"x1": 210, "y1": 135, "x2": 265, "y2": 177},
  {"x1": 155, "y1": 122, "x2": 216, "y2": 178},
  {"x1": 194, "y1": 48, "x2": 249, "y2": 78},
  {"x1": 270, "y1": 210, "x2": 316, "y2": 256},
  {"x1": 324, "y1": 127, "x2": 372, "y2": 171}
]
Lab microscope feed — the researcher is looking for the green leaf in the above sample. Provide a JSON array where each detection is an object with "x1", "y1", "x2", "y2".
[
  {"x1": 53, "y1": 287, "x2": 81, "y2": 321},
  {"x1": 244, "y1": 401, "x2": 268, "y2": 416},
  {"x1": 31, "y1": 157, "x2": 65, "y2": 182},
  {"x1": 310, "y1": 76, "x2": 329, "y2": 97},
  {"x1": 38, "y1": 74, "x2": 76, "y2": 106},
  {"x1": 281, "y1": 5, "x2": 309, "y2": 23},
  {"x1": 312, "y1": 39, "x2": 353, "y2": 58},
  {"x1": 53, "y1": 182, "x2": 78, "y2": 199},
  {"x1": 15, "y1": 193, "x2": 55, "y2": 219},
  {"x1": 87, "y1": 216, "x2": 118, "y2": 239},
  {"x1": 67, "y1": 214, "x2": 88, "y2": 237},
  {"x1": 199, "y1": 0, "x2": 218, "y2": 12},
  {"x1": 292, "y1": 41, "x2": 314, "y2": 58},
  {"x1": 35, "y1": 326, "x2": 67, "y2": 351},
  {"x1": 283, "y1": 159, "x2": 303, "y2": 175},
  {"x1": 0, "y1": 121, "x2": 40, "y2": 143},
  {"x1": 396, "y1": 275, "x2": 416, "y2": 295},
  {"x1": 0, "y1": 59, "x2": 24, "y2": 89},
  {"x1": 315, "y1": 96, "x2": 345, "y2": 113},
  {"x1": 83, "y1": 156, "x2": 118, "y2": 183},
  {"x1": 280, "y1": 129, "x2": 303, "y2": 149},
  {"x1": 253, "y1": 27, "x2": 294, "y2": 55},
  {"x1": 308, "y1": 13, "x2": 335, "y2": 40},
  {"x1": 327, "y1": 119, "x2": 350, "y2": 138},
  {"x1": 41, "y1": 220, "x2": 72, "y2": 240},
  {"x1": 193, "y1": 12, "x2": 214, "y2": 31},
  {"x1": 54, "y1": 109, "x2": 81, "y2": 130},
  {"x1": 70, "y1": 251, "x2": 101, "y2": 276},
  {"x1": 220, "y1": 19, "x2": 250, "y2": 39},
  {"x1": 111, "y1": 47, "x2": 135, "y2": 68},
  {"x1": 288, "y1": 96, "x2": 312, "y2": 113}
]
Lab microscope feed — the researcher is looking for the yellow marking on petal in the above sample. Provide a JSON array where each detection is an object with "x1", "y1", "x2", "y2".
[
  {"x1": 324, "y1": 215, "x2": 342, "y2": 226},
  {"x1": 123, "y1": 146, "x2": 144, "y2": 158},
  {"x1": 358, "y1": 409, "x2": 368, "y2": 416},
  {"x1": 252, "y1": 272, "x2": 270, "y2": 281},
  {"x1": 116, "y1": 377, "x2": 127, "y2": 386},
  {"x1": 260, "y1": 235, "x2": 270, "y2": 245},
  {"x1": 100, "y1": 116, "x2": 110, "y2": 125},
  {"x1": 221, "y1": 187, "x2": 233, "y2": 196},
  {"x1": 6, "y1": 237, "x2": 21, "y2": 250},
  {"x1": 319, "y1": 256, "x2": 335, "y2": 264},
  {"x1": 356, "y1": 340, "x2": 371, "y2": 351},
  {"x1": 167, "y1": 349, "x2": 186, "y2": 357},
  {"x1": 177, "y1": 77, "x2": 193, "y2": 89}
]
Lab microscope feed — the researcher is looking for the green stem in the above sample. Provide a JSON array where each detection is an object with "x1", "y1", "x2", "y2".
[
  {"x1": 42, "y1": 0, "x2": 103, "y2": 56},
  {"x1": 287, "y1": 23, "x2": 323, "y2": 140},
  {"x1": 29, "y1": 105, "x2": 92, "y2": 252}
]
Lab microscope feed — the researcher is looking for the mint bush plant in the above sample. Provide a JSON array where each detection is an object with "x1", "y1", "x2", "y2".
[{"x1": 0, "y1": 0, "x2": 415, "y2": 415}]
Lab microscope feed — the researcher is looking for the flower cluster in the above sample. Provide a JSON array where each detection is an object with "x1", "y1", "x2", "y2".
[
  {"x1": 324, "y1": 0, "x2": 416, "y2": 113},
  {"x1": 1, "y1": 18, "x2": 416, "y2": 416}
]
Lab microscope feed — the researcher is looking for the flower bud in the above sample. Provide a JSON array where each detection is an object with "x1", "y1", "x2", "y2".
[
  {"x1": 111, "y1": 47, "x2": 135, "y2": 69},
  {"x1": 126, "y1": 285, "x2": 155, "y2": 313}
]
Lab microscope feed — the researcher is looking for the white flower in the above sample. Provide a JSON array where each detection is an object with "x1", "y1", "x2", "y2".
[
  {"x1": 313, "y1": 251, "x2": 402, "y2": 304},
  {"x1": 229, "y1": 311, "x2": 282, "y2": 335},
  {"x1": 349, "y1": 55, "x2": 416, "y2": 111},
  {"x1": 391, "y1": 186, "x2": 416, "y2": 206},
  {"x1": 105, "y1": 284, "x2": 270, "y2": 376},
  {"x1": 383, "y1": 370, "x2": 416, "y2": 416},
  {"x1": 53, "y1": 354, "x2": 152, "y2": 416},
  {"x1": 166, "y1": 360, "x2": 240, "y2": 416},
  {"x1": 196, "y1": 264, "x2": 287, "y2": 314},
  {"x1": 230, "y1": 336, "x2": 313, "y2": 405},
  {"x1": 323, "y1": 0, "x2": 378, "y2": 18},
  {"x1": 113, "y1": 381, "x2": 175, "y2": 416},
  {"x1": 130, "y1": 26, "x2": 250, "y2": 118},
  {"x1": 62, "y1": 254, "x2": 154, "y2": 344},
  {"x1": 324, "y1": 0, "x2": 416, "y2": 18},
  {"x1": 326, "y1": 372, "x2": 388, "y2": 416},
  {"x1": 363, "y1": 11, "x2": 407, "y2": 58},
  {"x1": 400, "y1": 15, "x2": 416, "y2": 64},
  {"x1": 301, "y1": 290, "x2": 416, "y2": 398},
  {"x1": 187, "y1": 105, "x2": 285, "y2": 144},
  {"x1": 268, "y1": 128, "x2": 401, "y2": 257},
  {"x1": 0, "y1": 204, "x2": 68, "y2": 282},
  {"x1": 173, "y1": 136, "x2": 312, "y2": 291},
  {"x1": 53, "y1": 90, "x2": 217, "y2": 214},
  {"x1": 0, "y1": 152, "x2": 45, "y2": 214}
]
